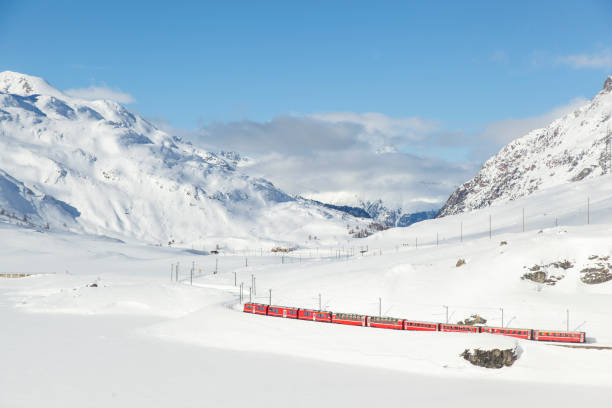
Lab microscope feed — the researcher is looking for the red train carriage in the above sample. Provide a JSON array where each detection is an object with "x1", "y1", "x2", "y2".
[
  {"x1": 440, "y1": 324, "x2": 481, "y2": 334},
  {"x1": 267, "y1": 305, "x2": 299, "y2": 318},
  {"x1": 481, "y1": 327, "x2": 532, "y2": 340},
  {"x1": 533, "y1": 330, "x2": 585, "y2": 343},
  {"x1": 298, "y1": 309, "x2": 332, "y2": 322},
  {"x1": 243, "y1": 302, "x2": 268, "y2": 315},
  {"x1": 404, "y1": 320, "x2": 440, "y2": 332},
  {"x1": 332, "y1": 312, "x2": 368, "y2": 326},
  {"x1": 368, "y1": 316, "x2": 404, "y2": 330}
]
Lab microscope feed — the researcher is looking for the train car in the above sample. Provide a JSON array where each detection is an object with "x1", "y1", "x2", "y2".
[
  {"x1": 439, "y1": 324, "x2": 481, "y2": 334},
  {"x1": 533, "y1": 330, "x2": 585, "y2": 343},
  {"x1": 267, "y1": 305, "x2": 299, "y2": 319},
  {"x1": 404, "y1": 320, "x2": 440, "y2": 332},
  {"x1": 481, "y1": 326, "x2": 532, "y2": 340},
  {"x1": 368, "y1": 316, "x2": 404, "y2": 330},
  {"x1": 298, "y1": 309, "x2": 332, "y2": 323},
  {"x1": 243, "y1": 302, "x2": 268, "y2": 315},
  {"x1": 332, "y1": 312, "x2": 368, "y2": 326}
]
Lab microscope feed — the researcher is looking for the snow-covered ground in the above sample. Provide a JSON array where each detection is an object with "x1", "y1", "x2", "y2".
[{"x1": 1, "y1": 173, "x2": 612, "y2": 407}]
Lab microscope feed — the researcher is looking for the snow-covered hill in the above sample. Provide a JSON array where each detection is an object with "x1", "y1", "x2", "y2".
[
  {"x1": 438, "y1": 76, "x2": 612, "y2": 217},
  {"x1": 0, "y1": 71, "x2": 367, "y2": 249}
]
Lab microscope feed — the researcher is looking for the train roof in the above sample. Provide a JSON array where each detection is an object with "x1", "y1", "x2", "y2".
[
  {"x1": 482, "y1": 326, "x2": 532, "y2": 331},
  {"x1": 533, "y1": 329, "x2": 585, "y2": 334},
  {"x1": 404, "y1": 319, "x2": 439, "y2": 324}
]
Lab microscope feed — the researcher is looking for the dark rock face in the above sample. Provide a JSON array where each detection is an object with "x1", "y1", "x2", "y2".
[
  {"x1": 604, "y1": 76, "x2": 612, "y2": 93},
  {"x1": 581, "y1": 256, "x2": 612, "y2": 284},
  {"x1": 461, "y1": 348, "x2": 517, "y2": 369},
  {"x1": 521, "y1": 260, "x2": 573, "y2": 285},
  {"x1": 457, "y1": 314, "x2": 487, "y2": 326}
]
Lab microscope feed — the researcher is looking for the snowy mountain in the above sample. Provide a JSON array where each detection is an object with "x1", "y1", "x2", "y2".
[
  {"x1": 358, "y1": 199, "x2": 437, "y2": 227},
  {"x1": 438, "y1": 76, "x2": 612, "y2": 217},
  {"x1": 0, "y1": 71, "x2": 367, "y2": 249}
]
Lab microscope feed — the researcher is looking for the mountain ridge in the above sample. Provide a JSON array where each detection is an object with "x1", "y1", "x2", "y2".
[{"x1": 438, "y1": 76, "x2": 612, "y2": 217}]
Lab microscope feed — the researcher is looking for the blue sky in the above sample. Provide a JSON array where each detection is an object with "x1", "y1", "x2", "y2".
[
  {"x1": 2, "y1": 1, "x2": 611, "y2": 128},
  {"x1": 1, "y1": 1, "x2": 612, "y2": 209}
]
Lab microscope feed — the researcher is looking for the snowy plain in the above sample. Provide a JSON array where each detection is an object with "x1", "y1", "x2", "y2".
[{"x1": 2, "y1": 173, "x2": 612, "y2": 407}]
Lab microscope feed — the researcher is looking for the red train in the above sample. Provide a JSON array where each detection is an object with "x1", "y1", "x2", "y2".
[{"x1": 243, "y1": 302, "x2": 586, "y2": 343}]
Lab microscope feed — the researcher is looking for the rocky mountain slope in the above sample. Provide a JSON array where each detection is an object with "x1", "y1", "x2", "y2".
[
  {"x1": 438, "y1": 76, "x2": 612, "y2": 217},
  {"x1": 0, "y1": 71, "x2": 367, "y2": 249}
]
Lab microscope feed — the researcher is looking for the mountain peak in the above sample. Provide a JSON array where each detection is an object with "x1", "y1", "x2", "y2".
[
  {"x1": 603, "y1": 76, "x2": 612, "y2": 93},
  {"x1": 0, "y1": 71, "x2": 64, "y2": 98}
]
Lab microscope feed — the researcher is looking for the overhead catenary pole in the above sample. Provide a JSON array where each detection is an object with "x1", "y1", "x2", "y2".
[
  {"x1": 444, "y1": 305, "x2": 448, "y2": 324},
  {"x1": 215, "y1": 258, "x2": 218, "y2": 274},
  {"x1": 319, "y1": 293, "x2": 322, "y2": 311},
  {"x1": 587, "y1": 197, "x2": 590, "y2": 225},
  {"x1": 249, "y1": 286, "x2": 252, "y2": 303},
  {"x1": 500, "y1": 307, "x2": 504, "y2": 328},
  {"x1": 234, "y1": 271, "x2": 237, "y2": 287},
  {"x1": 240, "y1": 282, "x2": 243, "y2": 302},
  {"x1": 436, "y1": 232, "x2": 439, "y2": 247},
  {"x1": 379, "y1": 297, "x2": 382, "y2": 317},
  {"x1": 269, "y1": 289, "x2": 272, "y2": 306},
  {"x1": 567, "y1": 309, "x2": 570, "y2": 331}
]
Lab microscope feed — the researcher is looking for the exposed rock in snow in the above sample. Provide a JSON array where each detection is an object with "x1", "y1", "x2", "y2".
[{"x1": 438, "y1": 76, "x2": 612, "y2": 217}]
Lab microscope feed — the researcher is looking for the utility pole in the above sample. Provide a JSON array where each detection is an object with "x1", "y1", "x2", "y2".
[
  {"x1": 443, "y1": 305, "x2": 448, "y2": 324},
  {"x1": 587, "y1": 197, "x2": 590, "y2": 225},
  {"x1": 379, "y1": 297, "x2": 382, "y2": 317}
]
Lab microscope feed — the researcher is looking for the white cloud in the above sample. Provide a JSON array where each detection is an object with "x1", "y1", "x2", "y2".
[
  {"x1": 556, "y1": 49, "x2": 612, "y2": 69},
  {"x1": 190, "y1": 113, "x2": 474, "y2": 211},
  {"x1": 64, "y1": 85, "x2": 135, "y2": 104}
]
